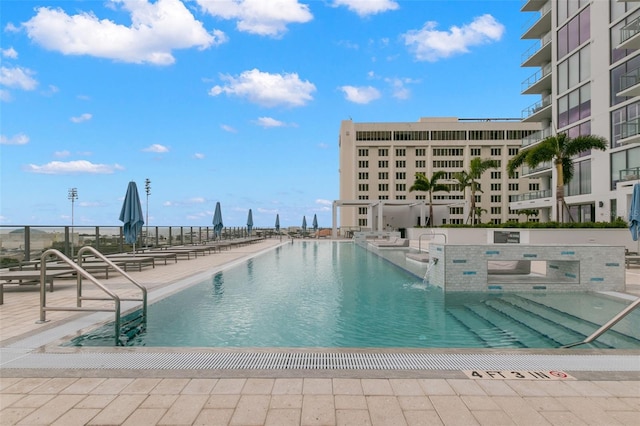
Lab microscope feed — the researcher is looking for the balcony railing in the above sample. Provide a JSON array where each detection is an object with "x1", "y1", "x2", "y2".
[
  {"x1": 0, "y1": 225, "x2": 278, "y2": 264},
  {"x1": 521, "y1": 31, "x2": 552, "y2": 64},
  {"x1": 620, "y1": 167, "x2": 640, "y2": 182},
  {"x1": 509, "y1": 189, "x2": 552, "y2": 202},
  {"x1": 620, "y1": 67, "x2": 640, "y2": 92},
  {"x1": 521, "y1": 63, "x2": 552, "y2": 92},
  {"x1": 522, "y1": 160, "x2": 552, "y2": 175},
  {"x1": 621, "y1": 16, "x2": 640, "y2": 44},
  {"x1": 522, "y1": 94, "x2": 551, "y2": 119},
  {"x1": 621, "y1": 117, "x2": 640, "y2": 140},
  {"x1": 522, "y1": 126, "x2": 552, "y2": 147},
  {"x1": 521, "y1": 0, "x2": 551, "y2": 33}
]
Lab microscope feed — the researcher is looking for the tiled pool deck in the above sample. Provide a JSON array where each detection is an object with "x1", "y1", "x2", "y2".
[{"x1": 1, "y1": 238, "x2": 639, "y2": 425}]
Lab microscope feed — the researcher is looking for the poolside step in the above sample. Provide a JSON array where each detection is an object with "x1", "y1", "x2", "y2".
[
  {"x1": 118, "y1": 311, "x2": 147, "y2": 345},
  {"x1": 503, "y1": 295, "x2": 640, "y2": 349},
  {"x1": 446, "y1": 307, "x2": 525, "y2": 348}
]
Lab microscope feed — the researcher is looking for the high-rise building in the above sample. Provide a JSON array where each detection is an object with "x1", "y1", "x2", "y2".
[
  {"x1": 338, "y1": 118, "x2": 541, "y2": 230},
  {"x1": 512, "y1": 0, "x2": 640, "y2": 223}
]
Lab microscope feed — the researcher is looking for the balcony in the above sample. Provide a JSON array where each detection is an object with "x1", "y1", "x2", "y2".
[
  {"x1": 617, "y1": 67, "x2": 640, "y2": 97},
  {"x1": 521, "y1": 1, "x2": 551, "y2": 39},
  {"x1": 521, "y1": 126, "x2": 552, "y2": 148},
  {"x1": 521, "y1": 94, "x2": 552, "y2": 122},
  {"x1": 522, "y1": 161, "x2": 552, "y2": 177},
  {"x1": 521, "y1": 0, "x2": 548, "y2": 12},
  {"x1": 618, "y1": 117, "x2": 640, "y2": 145},
  {"x1": 619, "y1": 17, "x2": 640, "y2": 50},
  {"x1": 521, "y1": 31, "x2": 552, "y2": 67},
  {"x1": 521, "y1": 63, "x2": 552, "y2": 95},
  {"x1": 509, "y1": 189, "x2": 552, "y2": 202},
  {"x1": 620, "y1": 167, "x2": 640, "y2": 182}
]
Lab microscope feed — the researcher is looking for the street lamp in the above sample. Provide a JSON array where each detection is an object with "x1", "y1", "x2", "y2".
[
  {"x1": 68, "y1": 187, "x2": 78, "y2": 257},
  {"x1": 144, "y1": 178, "x2": 151, "y2": 247}
]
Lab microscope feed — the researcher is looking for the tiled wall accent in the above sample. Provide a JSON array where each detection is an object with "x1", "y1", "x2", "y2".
[{"x1": 427, "y1": 244, "x2": 625, "y2": 293}]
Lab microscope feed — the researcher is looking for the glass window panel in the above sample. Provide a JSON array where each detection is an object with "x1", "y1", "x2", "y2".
[
  {"x1": 569, "y1": 90, "x2": 580, "y2": 124},
  {"x1": 580, "y1": 161, "x2": 591, "y2": 194},
  {"x1": 558, "y1": 25, "x2": 568, "y2": 59},
  {"x1": 580, "y1": 45, "x2": 590, "y2": 81},
  {"x1": 569, "y1": 53, "x2": 580, "y2": 87},
  {"x1": 558, "y1": 59, "x2": 568, "y2": 93},
  {"x1": 611, "y1": 151, "x2": 625, "y2": 188},
  {"x1": 579, "y1": 7, "x2": 590, "y2": 45},
  {"x1": 558, "y1": 96, "x2": 569, "y2": 128},
  {"x1": 611, "y1": 63, "x2": 625, "y2": 106},
  {"x1": 568, "y1": 0, "x2": 579, "y2": 17},
  {"x1": 580, "y1": 84, "x2": 591, "y2": 119},
  {"x1": 629, "y1": 146, "x2": 640, "y2": 168},
  {"x1": 568, "y1": 15, "x2": 580, "y2": 53},
  {"x1": 558, "y1": 0, "x2": 567, "y2": 25}
]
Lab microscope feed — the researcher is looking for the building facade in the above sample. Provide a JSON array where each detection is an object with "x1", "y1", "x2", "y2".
[
  {"x1": 512, "y1": 0, "x2": 640, "y2": 223},
  {"x1": 338, "y1": 118, "x2": 541, "y2": 230}
]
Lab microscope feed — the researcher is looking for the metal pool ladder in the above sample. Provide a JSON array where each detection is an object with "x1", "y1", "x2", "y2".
[
  {"x1": 39, "y1": 247, "x2": 147, "y2": 346},
  {"x1": 562, "y1": 297, "x2": 640, "y2": 348}
]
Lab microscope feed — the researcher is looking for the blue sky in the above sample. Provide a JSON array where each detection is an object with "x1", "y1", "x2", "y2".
[{"x1": 1, "y1": 0, "x2": 534, "y2": 228}]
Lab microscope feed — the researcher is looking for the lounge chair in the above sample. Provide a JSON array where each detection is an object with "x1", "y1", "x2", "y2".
[{"x1": 369, "y1": 238, "x2": 410, "y2": 248}]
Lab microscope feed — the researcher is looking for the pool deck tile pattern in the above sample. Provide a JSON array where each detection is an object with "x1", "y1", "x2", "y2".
[{"x1": 1, "y1": 238, "x2": 639, "y2": 425}]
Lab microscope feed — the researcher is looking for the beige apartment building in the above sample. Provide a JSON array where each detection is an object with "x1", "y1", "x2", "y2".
[
  {"x1": 513, "y1": 0, "x2": 640, "y2": 222},
  {"x1": 337, "y1": 117, "x2": 541, "y2": 232}
]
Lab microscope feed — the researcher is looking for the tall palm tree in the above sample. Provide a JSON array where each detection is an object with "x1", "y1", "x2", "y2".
[
  {"x1": 466, "y1": 157, "x2": 499, "y2": 225},
  {"x1": 409, "y1": 171, "x2": 450, "y2": 227},
  {"x1": 453, "y1": 170, "x2": 471, "y2": 222},
  {"x1": 507, "y1": 133, "x2": 607, "y2": 222}
]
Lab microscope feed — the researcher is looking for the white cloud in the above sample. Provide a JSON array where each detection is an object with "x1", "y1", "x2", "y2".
[
  {"x1": 24, "y1": 160, "x2": 124, "y2": 174},
  {"x1": 340, "y1": 85, "x2": 380, "y2": 104},
  {"x1": 333, "y1": 0, "x2": 399, "y2": 17},
  {"x1": 70, "y1": 113, "x2": 92, "y2": 123},
  {"x1": 0, "y1": 65, "x2": 38, "y2": 90},
  {"x1": 2, "y1": 47, "x2": 18, "y2": 58},
  {"x1": 196, "y1": 0, "x2": 312, "y2": 37},
  {"x1": 403, "y1": 14, "x2": 505, "y2": 62},
  {"x1": 142, "y1": 144, "x2": 169, "y2": 153},
  {"x1": 42, "y1": 84, "x2": 59, "y2": 96},
  {"x1": 221, "y1": 124, "x2": 237, "y2": 133},
  {"x1": 0, "y1": 89, "x2": 11, "y2": 102},
  {"x1": 194, "y1": 152, "x2": 205, "y2": 159},
  {"x1": 188, "y1": 197, "x2": 206, "y2": 204},
  {"x1": 210, "y1": 68, "x2": 315, "y2": 107},
  {"x1": 21, "y1": 0, "x2": 225, "y2": 65},
  {"x1": 254, "y1": 116, "x2": 285, "y2": 128},
  {"x1": 316, "y1": 199, "x2": 332, "y2": 206},
  {"x1": 79, "y1": 201, "x2": 105, "y2": 207},
  {"x1": 385, "y1": 77, "x2": 419, "y2": 100},
  {"x1": 0, "y1": 133, "x2": 29, "y2": 145},
  {"x1": 54, "y1": 150, "x2": 71, "y2": 158}
]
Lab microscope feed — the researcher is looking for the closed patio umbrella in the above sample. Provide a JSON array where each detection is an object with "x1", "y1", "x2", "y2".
[
  {"x1": 247, "y1": 209, "x2": 253, "y2": 236},
  {"x1": 630, "y1": 183, "x2": 640, "y2": 245},
  {"x1": 119, "y1": 181, "x2": 144, "y2": 254},
  {"x1": 302, "y1": 216, "x2": 307, "y2": 234},
  {"x1": 275, "y1": 214, "x2": 280, "y2": 233},
  {"x1": 312, "y1": 214, "x2": 318, "y2": 233},
  {"x1": 213, "y1": 202, "x2": 223, "y2": 240}
]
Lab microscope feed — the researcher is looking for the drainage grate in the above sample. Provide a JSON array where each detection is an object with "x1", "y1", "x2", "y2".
[{"x1": 1, "y1": 350, "x2": 638, "y2": 371}]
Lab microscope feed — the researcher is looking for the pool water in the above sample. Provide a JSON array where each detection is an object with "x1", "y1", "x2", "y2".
[{"x1": 68, "y1": 241, "x2": 640, "y2": 348}]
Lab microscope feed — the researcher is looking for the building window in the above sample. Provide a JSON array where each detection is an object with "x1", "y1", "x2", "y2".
[
  {"x1": 491, "y1": 219, "x2": 502, "y2": 225},
  {"x1": 358, "y1": 184, "x2": 369, "y2": 191},
  {"x1": 490, "y1": 171, "x2": 501, "y2": 179},
  {"x1": 490, "y1": 195, "x2": 501, "y2": 203},
  {"x1": 396, "y1": 183, "x2": 406, "y2": 191},
  {"x1": 491, "y1": 207, "x2": 501, "y2": 214},
  {"x1": 566, "y1": 160, "x2": 592, "y2": 196},
  {"x1": 529, "y1": 183, "x2": 540, "y2": 191},
  {"x1": 490, "y1": 183, "x2": 501, "y2": 191},
  {"x1": 379, "y1": 195, "x2": 388, "y2": 200},
  {"x1": 358, "y1": 207, "x2": 368, "y2": 214},
  {"x1": 378, "y1": 148, "x2": 389, "y2": 156},
  {"x1": 558, "y1": 45, "x2": 591, "y2": 95},
  {"x1": 507, "y1": 130, "x2": 536, "y2": 140},
  {"x1": 358, "y1": 218, "x2": 368, "y2": 226},
  {"x1": 358, "y1": 148, "x2": 369, "y2": 157},
  {"x1": 396, "y1": 160, "x2": 406, "y2": 168},
  {"x1": 612, "y1": 100, "x2": 640, "y2": 147},
  {"x1": 396, "y1": 195, "x2": 406, "y2": 200},
  {"x1": 358, "y1": 172, "x2": 368, "y2": 180},
  {"x1": 449, "y1": 207, "x2": 464, "y2": 215},
  {"x1": 378, "y1": 160, "x2": 389, "y2": 168},
  {"x1": 469, "y1": 130, "x2": 504, "y2": 140},
  {"x1": 395, "y1": 148, "x2": 406, "y2": 156},
  {"x1": 358, "y1": 160, "x2": 368, "y2": 168},
  {"x1": 358, "y1": 195, "x2": 369, "y2": 200},
  {"x1": 490, "y1": 148, "x2": 502, "y2": 156},
  {"x1": 415, "y1": 148, "x2": 426, "y2": 156},
  {"x1": 378, "y1": 172, "x2": 388, "y2": 180},
  {"x1": 415, "y1": 195, "x2": 426, "y2": 200},
  {"x1": 431, "y1": 130, "x2": 467, "y2": 140},
  {"x1": 558, "y1": 83, "x2": 591, "y2": 128},
  {"x1": 396, "y1": 172, "x2": 406, "y2": 180},
  {"x1": 433, "y1": 148, "x2": 464, "y2": 156},
  {"x1": 433, "y1": 160, "x2": 464, "y2": 168},
  {"x1": 356, "y1": 131, "x2": 392, "y2": 141},
  {"x1": 557, "y1": 6, "x2": 590, "y2": 61},
  {"x1": 470, "y1": 148, "x2": 481, "y2": 156},
  {"x1": 611, "y1": 146, "x2": 640, "y2": 190},
  {"x1": 508, "y1": 148, "x2": 519, "y2": 156},
  {"x1": 379, "y1": 183, "x2": 389, "y2": 191},
  {"x1": 415, "y1": 160, "x2": 426, "y2": 168},
  {"x1": 393, "y1": 130, "x2": 428, "y2": 141},
  {"x1": 508, "y1": 183, "x2": 519, "y2": 191}
]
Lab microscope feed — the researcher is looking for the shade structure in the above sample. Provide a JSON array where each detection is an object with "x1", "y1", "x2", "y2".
[
  {"x1": 312, "y1": 214, "x2": 318, "y2": 232},
  {"x1": 630, "y1": 183, "x2": 640, "y2": 242},
  {"x1": 212, "y1": 202, "x2": 223, "y2": 239},
  {"x1": 247, "y1": 209, "x2": 253, "y2": 236},
  {"x1": 275, "y1": 214, "x2": 280, "y2": 232},
  {"x1": 302, "y1": 216, "x2": 307, "y2": 233},
  {"x1": 119, "y1": 181, "x2": 144, "y2": 252}
]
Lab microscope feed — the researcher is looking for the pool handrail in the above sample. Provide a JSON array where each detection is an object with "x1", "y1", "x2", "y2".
[
  {"x1": 38, "y1": 247, "x2": 147, "y2": 346},
  {"x1": 562, "y1": 296, "x2": 640, "y2": 348}
]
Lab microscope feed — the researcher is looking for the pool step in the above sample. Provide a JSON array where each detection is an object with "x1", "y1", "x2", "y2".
[
  {"x1": 118, "y1": 311, "x2": 147, "y2": 345},
  {"x1": 446, "y1": 307, "x2": 527, "y2": 348},
  {"x1": 503, "y1": 295, "x2": 640, "y2": 349}
]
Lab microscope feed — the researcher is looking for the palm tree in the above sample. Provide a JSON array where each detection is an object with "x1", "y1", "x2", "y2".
[
  {"x1": 409, "y1": 171, "x2": 450, "y2": 227},
  {"x1": 453, "y1": 170, "x2": 471, "y2": 222},
  {"x1": 466, "y1": 157, "x2": 499, "y2": 225},
  {"x1": 507, "y1": 133, "x2": 607, "y2": 222}
]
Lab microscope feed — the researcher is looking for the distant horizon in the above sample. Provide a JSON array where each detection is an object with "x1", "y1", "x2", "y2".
[{"x1": 2, "y1": 1, "x2": 534, "y2": 228}]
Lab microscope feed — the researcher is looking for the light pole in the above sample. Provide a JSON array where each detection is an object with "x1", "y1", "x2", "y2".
[
  {"x1": 68, "y1": 187, "x2": 78, "y2": 257},
  {"x1": 145, "y1": 178, "x2": 151, "y2": 247}
]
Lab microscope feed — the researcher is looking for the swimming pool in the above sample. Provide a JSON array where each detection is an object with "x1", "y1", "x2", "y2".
[{"x1": 67, "y1": 241, "x2": 640, "y2": 349}]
